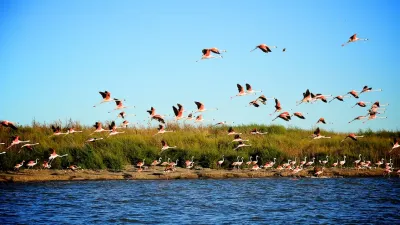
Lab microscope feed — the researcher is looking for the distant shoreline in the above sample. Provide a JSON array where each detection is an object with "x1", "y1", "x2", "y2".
[{"x1": 0, "y1": 167, "x2": 395, "y2": 183}]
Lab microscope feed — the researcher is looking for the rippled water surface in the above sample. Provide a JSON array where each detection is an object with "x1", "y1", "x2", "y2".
[{"x1": 1, "y1": 178, "x2": 399, "y2": 224}]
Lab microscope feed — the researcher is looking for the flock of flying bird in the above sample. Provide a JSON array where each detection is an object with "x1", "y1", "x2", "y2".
[{"x1": 1, "y1": 33, "x2": 399, "y2": 176}]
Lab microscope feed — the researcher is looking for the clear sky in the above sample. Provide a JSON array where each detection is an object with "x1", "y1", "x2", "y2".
[{"x1": 1, "y1": 0, "x2": 399, "y2": 132}]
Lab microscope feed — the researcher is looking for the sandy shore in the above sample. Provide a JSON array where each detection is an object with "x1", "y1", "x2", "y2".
[{"x1": 0, "y1": 166, "x2": 394, "y2": 183}]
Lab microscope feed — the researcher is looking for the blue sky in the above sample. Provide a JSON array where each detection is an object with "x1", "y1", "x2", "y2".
[{"x1": 1, "y1": 0, "x2": 399, "y2": 132}]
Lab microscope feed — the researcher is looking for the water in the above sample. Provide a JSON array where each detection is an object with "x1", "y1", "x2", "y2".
[{"x1": 1, "y1": 178, "x2": 399, "y2": 224}]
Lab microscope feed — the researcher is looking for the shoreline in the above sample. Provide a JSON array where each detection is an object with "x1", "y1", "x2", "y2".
[{"x1": 0, "y1": 167, "x2": 395, "y2": 183}]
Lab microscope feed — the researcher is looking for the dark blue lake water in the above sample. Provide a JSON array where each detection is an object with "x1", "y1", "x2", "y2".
[{"x1": 1, "y1": 178, "x2": 399, "y2": 224}]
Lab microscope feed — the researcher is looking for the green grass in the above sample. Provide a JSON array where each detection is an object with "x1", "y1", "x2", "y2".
[{"x1": 0, "y1": 121, "x2": 398, "y2": 171}]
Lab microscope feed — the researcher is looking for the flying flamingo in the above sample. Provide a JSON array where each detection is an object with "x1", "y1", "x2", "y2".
[
  {"x1": 228, "y1": 127, "x2": 241, "y2": 135},
  {"x1": 272, "y1": 112, "x2": 291, "y2": 121},
  {"x1": 250, "y1": 128, "x2": 268, "y2": 135},
  {"x1": 6, "y1": 136, "x2": 30, "y2": 149},
  {"x1": 342, "y1": 33, "x2": 368, "y2": 46},
  {"x1": 360, "y1": 85, "x2": 382, "y2": 94},
  {"x1": 19, "y1": 143, "x2": 40, "y2": 153},
  {"x1": 108, "y1": 121, "x2": 125, "y2": 136},
  {"x1": 161, "y1": 140, "x2": 177, "y2": 152},
  {"x1": 68, "y1": 165, "x2": 81, "y2": 172},
  {"x1": 85, "y1": 137, "x2": 104, "y2": 143},
  {"x1": 341, "y1": 133, "x2": 364, "y2": 142},
  {"x1": 109, "y1": 99, "x2": 133, "y2": 113},
  {"x1": 51, "y1": 125, "x2": 68, "y2": 136},
  {"x1": 391, "y1": 138, "x2": 400, "y2": 152},
  {"x1": 348, "y1": 116, "x2": 367, "y2": 123},
  {"x1": 371, "y1": 101, "x2": 388, "y2": 108},
  {"x1": 312, "y1": 93, "x2": 332, "y2": 103},
  {"x1": 316, "y1": 118, "x2": 332, "y2": 125},
  {"x1": 363, "y1": 111, "x2": 387, "y2": 123},
  {"x1": 270, "y1": 98, "x2": 282, "y2": 115},
  {"x1": 213, "y1": 121, "x2": 233, "y2": 126},
  {"x1": 172, "y1": 103, "x2": 185, "y2": 120},
  {"x1": 185, "y1": 113, "x2": 194, "y2": 121},
  {"x1": 297, "y1": 89, "x2": 314, "y2": 105},
  {"x1": 352, "y1": 101, "x2": 371, "y2": 108},
  {"x1": 14, "y1": 160, "x2": 25, "y2": 171},
  {"x1": 245, "y1": 83, "x2": 262, "y2": 95},
  {"x1": 194, "y1": 114, "x2": 211, "y2": 123},
  {"x1": 282, "y1": 48, "x2": 286, "y2": 52},
  {"x1": 154, "y1": 124, "x2": 173, "y2": 136},
  {"x1": 193, "y1": 101, "x2": 218, "y2": 113},
  {"x1": 26, "y1": 158, "x2": 39, "y2": 169},
  {"x1": 196, "y1": 48, "x2": 223, "y2": 62},
  {"x1": 346, "y1": 90, "x2": 360, "y2": 99},
  {"x1": 93, "y1": 91, "x2": 113, "y2": 107},
  {"x1": 0, "y1": 120, "x2": 18, "y2": 130},
  {"x1": 232, "y1": 134, "x2": 249, "y2": 142},
  {"x1": 329, "y1": 95, "x2": 349, "y2": 103},
  {"x1": 311, "y1": 127, "x2": 331, "y2": 140},
  {"x1": 48, "y1": 148, "x2": 68, "y2": 164},
  {"x1": 256, "y1": 95, "x2": 273, "y2": 105},
  {"x1": 117, "y1": 111, "x2": 136, "y2": 119},
  {"x1": 217, "y1": 155, "x2": 224, "y2": 168},
  {"x1": 233, "y1": 141, "x2": 251, "y2": 150},
  {"x1": 292, "y1": 112, "x2": 307, "y2": 119},
  {"x1": 250, "y1": 44, "x2": 277, "y2": 53},
  {"x1": 66, "y1": 127, "x2": 83, "y2": 134},
  {"x1": 121, "y1": 120, "x2": 130, "y2": 128},
  {"x1": 248, "y1": 100, "x2": 260, "y2": 108},
  {"x1": 231, "y1": 84, "x2": 248, "y2": 99},
  {"x1": 209, "y1": 47, "x2": 227, "y2": 55},
  {"x1": 90, "y1": 122, "x2": 111, "y2": 135}
]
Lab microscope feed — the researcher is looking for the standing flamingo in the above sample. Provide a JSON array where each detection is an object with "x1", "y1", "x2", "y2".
[
  {"x1": 354, "y1": 154, "x2": 362, "y2": 166},
  {"x1": 332, "y1": 159, "x2": 339, "y2": 167},
  {"x1": 339, "y1": 156, "x2": 346, "y2": 168},
  {"x1": 250, "y1": 44, "x2": 277, "y2": 53},
  {"x1": 137, "y1": 159, "x2": 145, "y2": 169},
  {"x1": 42, "y1": 161, "x2": 51, "y2": 169},
  {"x1": 217, "y1": 155, "x2": 224, "y2": 168},
  {"x1": 185, "y1": 156, "x2": 195, "y2": 169},
  {"x1": 321, "y1": 156, "x2": 329, "y2": 167},
  {"x1": 6, "y1": 136, "x2": 30, "y2": 149},
  {"x1": 26, "y1": 158, "x2": 39, "y2": 169},
  {"x1": 14, "y1": 160, "x2": 25, "y2": 171},
  {"x1": 151, "y1": 157, "x2": 162, "y2": 168},
  {"x1": 342, "y1": 33, "x2": 368, "y2": 46}
]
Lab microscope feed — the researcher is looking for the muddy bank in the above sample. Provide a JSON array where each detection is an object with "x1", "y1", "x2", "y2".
[{"x1": 0, "y1": 166, "x2": 395, "y2": 183}]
